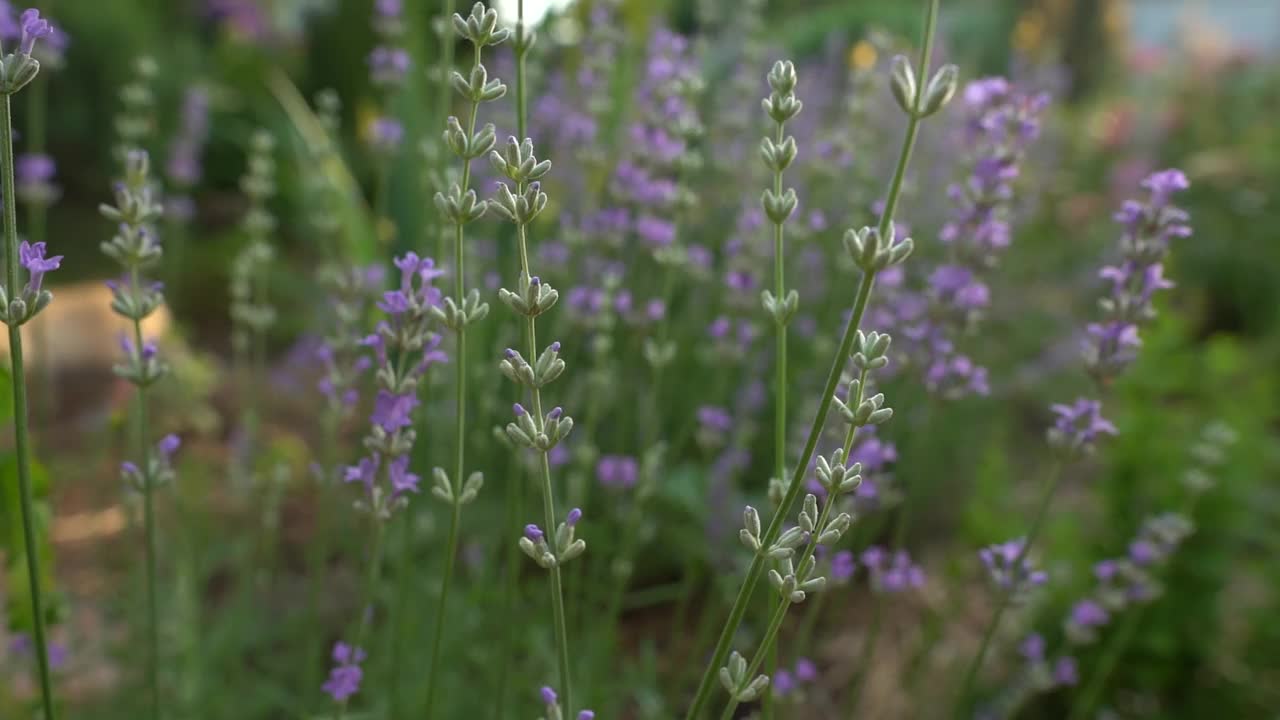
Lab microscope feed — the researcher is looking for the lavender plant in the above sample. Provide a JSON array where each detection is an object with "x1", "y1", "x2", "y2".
[
  {"x1": 954, "y1": 167, "x2": 1193, "y2": 711},
  {"x1": 229, "y1": 130, "x2": 278, "y2": 470},
  {"x1": 0, "y1": 9, "x2": 57, "y2": 718},
  {"x1": 325, "y1": 251, "x2": 447, "y2": 715},
  {"x1": 100, "y1": 145, "x2": 170, "y2": 719},
  {"x1": 685, "y1": 0, "x2": 958, "y2": 714},
  {"x1": 421, "y1": 3, "x2": 506, "y2": 715},
  {"x1": 491, "y1": 103, "x2": 584, "y2": 720}
]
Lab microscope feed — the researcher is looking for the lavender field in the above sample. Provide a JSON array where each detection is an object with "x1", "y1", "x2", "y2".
[{"x1": 1, "y1": 0, "x2": 1278, "y2": 718}]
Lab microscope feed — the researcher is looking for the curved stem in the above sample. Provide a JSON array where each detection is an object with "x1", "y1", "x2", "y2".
[
  {"x1": 952, "y1": 461, "x2": 1064, "y2": 715},
  {"x1": 3, "y1": 91, "x2": 57, "y2": 720}
]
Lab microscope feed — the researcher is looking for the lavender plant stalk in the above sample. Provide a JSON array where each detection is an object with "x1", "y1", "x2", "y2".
[
  {"x1": 100, "y1": 145, "x2": 169, "y2": 719},
  {"x1": 953, "y1": 168, "x2": 1193, "y2": 713},
  {"x1": 497, "y1": 2, "x2": 532, "y2": 716},
  {"x1": 0, "y1": 10, "x2": 57, "y2": 718},
  {"x1": 684, "y1": 0, "x2": 955, "y2": 714},
  {"x1": 229, "y1": 130, "x2": 278, "y2": 464},
  {"x1": 326, "y1": 251, "x2": 448, "y2": 716},
  {"x1": 422, "y1": 4, "x2": 505, "y2": 715},
  {"x1": 491, "y1": 116, "x2": 583, "y2": 720},
  {"x1": 759, "y1": 59, "x2": 801, "y2": 716}
]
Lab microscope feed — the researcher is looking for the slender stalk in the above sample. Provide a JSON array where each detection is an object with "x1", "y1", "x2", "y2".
[
  {"x1": 682, "y1": 0, "x2": 938, "y2": 700},
  {"x1": 495, "y1": 8, "x2": 529, "y2": 717},
  {"x1": 764, "y1": 87, "x2": 790, "y2": 720},
  {"x1": 336, "y1": 521, "x2": 386, "y2": 720},
  {"x1": 952, "y1": 461, "x2": 1065, "y2": 715},
  {"x1": 1, "y1": 94, "x2": 57, "y2": 720},
  {"x1": 422, "y1": 501, "x2": 461, "y2": 716},
  {"x1": 436, "y1": 0, "x2": 457, "y2": 261},
  {"x1": 1066, "y1": 608, "x2": 1140, "y2": 720},
  {"x1": 518, "y1": 219, "x2": 575, "y2": 713},
  {"x1": 424, "y1": 40, "x2": 483, "y2": 719},
  {"x1": 136, "y1": 291, "x2": 160, "y2": 720}
]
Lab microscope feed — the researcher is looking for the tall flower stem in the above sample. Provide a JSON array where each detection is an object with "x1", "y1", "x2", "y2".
[
  {"x1": 1, "y1": 93, "x2": 57, "y2": 720},
  {"x1": 952, "y1": 461, "x2": 1064, "y2": 715},
  {"x1": 424, "y1": 35, "x2": 485, "y2": 719},
  {"x1": 336, "y1": 521, "x2": 386, "y2": 720},
  {"x1": 133, "y1": 264, "x2": 160, "y2": 720},
  {"x1": 516, "y1": 220, "x2": 575, "y2": 715},
  {"x1": 495, "y1": 5, "x2": 529, "y2": 717},
  {"x1": 682, "y1": 0, "x2": 940, "y2": 712}
]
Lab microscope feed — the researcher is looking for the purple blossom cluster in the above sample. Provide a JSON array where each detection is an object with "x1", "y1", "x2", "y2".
[
  {"x1": 342, "y1": 253, "x2": 448, "y2": 517},
  {"x1": 321, "y1": 641, "x2": 366, "y2": 702},
  {"x1": 1086, "y1": 169, "x2": 1191, "y2": 379},
  {"x1": 772, "y1": 657, "x2": 819, "y2": 698},
  {"x1": 165, "y1": 88, "x2": 211, "y2": 221},
  {"x1": 861, "y1": 546, "x2": 925, "y2": 594},
  {"x1": 1049, "y1": 169, "x2": 1191, "y2": 456},
  {"x1": 978, "y1": 537, "x2": 1047, "y2": 596},
  {"x1": 366, "y1": 0, "x2": 407, "y2": 151}
]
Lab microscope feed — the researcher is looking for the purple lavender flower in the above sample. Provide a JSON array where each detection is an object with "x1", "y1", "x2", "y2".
[
  {"x1": 371, "y1": 390, "x2": 419, "y2": 432},
  {"x1": 794, "y1": 657, "x2": 817, "y2": 682},
  {"x1": 596, "y1": 455, "x2": 639, "y2": 490},
  {"x1": 1019, "y1": 633, "x2": 1045, "y2": 662},
  {"x1": 322, "y1": 642, "x2": 366, "y2": 702},
  {"x1": 1086, "y1": 169, "x2": 1191, "y2": 378},
  {"x1": 979, "y1": 538, "x2": 1047, "y2": 595},
  {"x1": 524, "y1": 524, "x2": 544, "y2": 542},
  {"x1": 369, "y1": 46, "x2": 410, "y2": 87},
  {"x1": 862, "y1": 546, "x2": 925, "y2": 593},
  {"x1": 18, "y1": 239, "x2": 61, "y2": 296},
  {"x1": 772, "y1": 669, "x2": 795, "y2": 696},
  {"x1": 18, "y1": 8, "x2": 50, "y2": 55},
  {"x1": 1048, "y1": 398, "x2": 1117, "y2": 453},
  {"x1": 540, "y1": 686, "x2": 557, "y2": 705},
  {"x1": 1052, "y1": 657, "x2": 1078, "y2": 686},
  {"x1": 578, "y1": 712, "x2": 595, "y2": 720},
  {"x1": 369, "y1": 116, "x2": 404, "y2": 153},
  {"x1": 1064, "y1": 599, "x2": 1110, "y2": 643},
  {"x1": 830, "y1": 550, "x2": 856, "y2": 583},
  {"x1": 566, "y1": 508, "x2": 582, "y2": 527}
]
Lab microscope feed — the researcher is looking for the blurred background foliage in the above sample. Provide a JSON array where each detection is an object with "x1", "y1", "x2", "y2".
[{"x1": 3, "y1": 0, "x2": 1279, "y2": 718}]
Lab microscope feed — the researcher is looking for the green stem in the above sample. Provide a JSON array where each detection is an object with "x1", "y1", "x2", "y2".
[
  {"x1": 2, "y1": 92, "x2": 57, "y2": 720},
  {"x1": 952, "y1": 461, "x2": 1065, "y2": 716},
  {"x1": 494, "y1": 447, "x2": 525, "y2": 720},
  {"x1": 423, "y1": 40, "x2": 483, "y2": 718},
  {"x1": 134, "y1": 268, "x2": 160, "y2": 720},
  {"x1": 336, "y1": 520, "x2": 386, "y2": 720},
  {"x1": 423, "y1": 502, "x2": 461, "y2": 717},
  {"x1": 518, "y1": 221, "x2": 574, "y2": 712},
  {"x1": 388, "y1": 498, "x2": 413, "y2": 717},
  {"x1": 1067, "y1": 603, "x2": 1142, "y2": 720},
  {"x1": 765, "y1": 101, "x2": 790, "y2": 720}
]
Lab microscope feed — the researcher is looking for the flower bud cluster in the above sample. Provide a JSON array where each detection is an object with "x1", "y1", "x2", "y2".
[
  {"x1": 759, "y1": 60, "x2": 802, "y2": 328},
  {"x1": 718, "y1": 650, "x2": 770, "y2": 704},
  {"x1": 889, "y1": 54, "x2": 958, "y2": 119},
  {"x1": 0, "y1": 9, "x2": 52, "y2": 95},
  {"x1": 519, "y1": 508, "x2": 586, "y2": 568},
  {"x1": 99, "y1": 149, "x2": 167, "y2": 386},
  {"x1": 229, "y1": 130, "x2": 278, "y2": 358}
]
